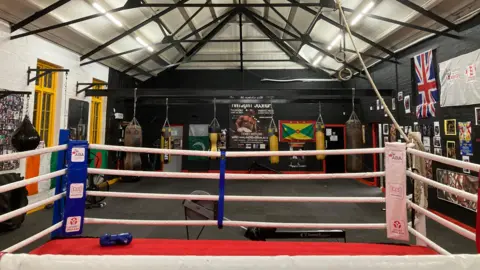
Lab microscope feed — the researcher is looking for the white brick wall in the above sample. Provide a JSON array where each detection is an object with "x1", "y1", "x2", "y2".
[{"x1": 0, "y1": 19, "x2": 109, "y2": 203}]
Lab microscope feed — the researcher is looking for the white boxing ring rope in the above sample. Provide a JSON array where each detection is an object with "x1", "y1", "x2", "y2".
[
  {"x1": 2, "y1": 223, "x2": 63, "y2": 253},
  {"x1": 0, "y1": 145, "x2": 67, "y2": 163},
  {"x1": 89, "y1": 144, "x2": 385, "y2": 157},
  {"x1": 86, "y1": 190, "x2": 386, "y2": 203},
  {"x1": 0, "y1": 170, "x2": 66, "y2": 194},
  {"x1": 84, "y1": 218, "x2": 387, "y2": 230},
  {"x1": 407, "y1": 148, "x2": 480, "y2": 173},
  {"x1": 88, "y1": 167, "x2": 385, "y2": 180},
  {"x1": 0, "y1": 193, "x2": 65, "y2": 224}
]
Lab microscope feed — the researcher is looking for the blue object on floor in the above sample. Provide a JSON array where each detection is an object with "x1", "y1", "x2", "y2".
[{"x1": 100, "y1": 233, "x2": 133, "y2": 247}]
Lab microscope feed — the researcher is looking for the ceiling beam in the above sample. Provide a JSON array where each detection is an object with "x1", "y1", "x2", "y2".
[
  {"x1": 173, "y1": 0, "x2": 202, "y2": 39},
  {"x1": 282, "y1": 5, "x2": 298, "y2": 39},
  {"x1": 80, "y1": 0, "x2": 189, "y2": 61},
  {"x1": 263, "y1": 0, "x2": 303, "y2": 36},
  {"x1": 10, "y1": 0, "x2": 71, "y2": 33},
  {"x1": 162, "y1": 9, "x2": 239, "y2": 73},
  {"x1": 395, "y1": 0, "x2": 459, "y2": 31},
  {"x1": 239, "y1": 13, "x2": 244, "y2": 71},
  {"x1": 263, "y1": 0, "x2": 270, "y2": 20},
  {"x1": 123, "y1": 9, "x2": 236, "y2": 74},
  {"x1": 287, "y1": 0, "x2": 396, "y2": 58},
  {"x1": 341, "y1": 7, "x2": 461, "y2": 39}
]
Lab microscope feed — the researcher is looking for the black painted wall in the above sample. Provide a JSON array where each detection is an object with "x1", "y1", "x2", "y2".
[
  {"x1": 346, "y1": 16, "x2": 480, "y2": 227},
  {"x1": 110, "y1": 69, "x2": 377, "y2": 173}
]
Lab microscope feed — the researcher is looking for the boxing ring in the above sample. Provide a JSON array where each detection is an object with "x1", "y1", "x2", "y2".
[{"x1": 0, "y1": 132, "x2": 479, "y2": 270}]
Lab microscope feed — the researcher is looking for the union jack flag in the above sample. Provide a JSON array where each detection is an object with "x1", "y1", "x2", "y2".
[{"x1": 414, "y1": 50, "x2": 439, "y2": 118}]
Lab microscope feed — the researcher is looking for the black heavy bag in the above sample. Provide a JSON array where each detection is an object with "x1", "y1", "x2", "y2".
[
  {"x1": 11, "y1": 115, "x2": 40, "y2": 152},
  {"x1": 0, "y1": 173, "x2": 28, "y2": 232},
  {"x1": 346, "y1": 112, "x2": 363, "y2": 172}
]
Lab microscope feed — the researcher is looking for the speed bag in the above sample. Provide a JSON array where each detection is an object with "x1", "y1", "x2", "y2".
[
  {"x1": 0, "y1": 173, "x2": 28, "y2": 232},
  {"x1": 11, "y1": 115, "x2": 40, "y2": 152},
  {"x1": 346, "y1": 119, "x2": 363, "y2": 172}
]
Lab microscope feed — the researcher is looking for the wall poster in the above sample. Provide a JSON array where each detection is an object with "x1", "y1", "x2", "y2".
[
  {"x1": 229, "y1": 103, "x2": 273, "y2": 149},
  {"x1": 436, "y1": 169, "x2": 478, "y2": 212},
  {"x1": 458, "y1": 121, "x2": 472, "y2": 156},
  {"x1": 0, "y1": 94, "x2": 24, "y2": 171}
]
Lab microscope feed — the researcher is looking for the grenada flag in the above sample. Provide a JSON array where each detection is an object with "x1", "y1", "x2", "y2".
[{"x1": 279, "y1": 121, "x2": 315, "y2": 142}]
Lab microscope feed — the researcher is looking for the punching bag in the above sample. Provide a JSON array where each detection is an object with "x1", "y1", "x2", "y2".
[
  {"x1": 161, "y1": 127, "x2": 172, "y2": 164},
  {"x1": 346, "y1": 112, "x2": 363, "y2": 172},
  {"x1": 209, "y1": 126, "x2": 219, "y2": 159},
  {"x1": 315, "y1": 123, "x2": 325, "y2": 160},
  {"x1": 124, "y1": 118, "x2": 142, "y2": 171},
  {"x1": 11, "y1": 115, "x2": 40, "y2": 152},
  {"x1": 268, "y1": 128, "x2": 279, "y2": 164}
]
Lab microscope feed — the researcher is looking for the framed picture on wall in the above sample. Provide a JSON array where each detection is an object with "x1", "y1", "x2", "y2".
[
  {"x1": 446, "y1": 141, "x2": 456, "y2": 158},
  {"x1": 383, "y1": 124, "x2": 389, "y2": 135},
  {"x1": 444, "y1": 119, "x2": 457, "y2": 135},
  {"x1": 434, "y1": 147, "x2": 442, "y2": 156},
  {"x1": 384, "y1": 136, "x2": 389, "y2": 144}
]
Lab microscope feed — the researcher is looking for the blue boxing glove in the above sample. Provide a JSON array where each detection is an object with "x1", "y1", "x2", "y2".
[{"x1": 100, "y1": 233, "x2": 133, "y2": 247}]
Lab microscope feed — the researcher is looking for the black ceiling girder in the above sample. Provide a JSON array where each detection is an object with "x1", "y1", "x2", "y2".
[
  {"x1": 297, "y1": 7, "x2": 323, "y2": 55},
  {"x1": 263, "y1": 0, "x2": 270, "y2": 20},
  {"x1": 239, "y1": 13, "x2": 244, "y2": 71},
  {"x1": 341, "y1": 7, "x2": 461, "y2": 39},
  {"x1": 122, "y1": 9, "x2": 236, "y2": 74},
  {"x1": 9, "y1": 2, "x2": 330, "y2": 40},
  {"x1": 282, "y1": 4, "x2": 298, "y2": 40},
  {"x1": 10, "y1": 6, "x2": 132, "y2": 40},
  {"x1": 243, "y1": 9, "x2": 327, "y2": 74},
  {"x1": 247, "y1": 10, "x2": 361, "y2": 74},
  {"x1": 85, "y1": 88, "x2": 393, "y2": 99},
  {"x1": 81, "y1": 47, "x2": 144, "y2": 66},
  {"x1": 309, "y1": 41, "x2": 400, "y2": 64},
  {"x1": 80, "y1": 0, "x2": 190, "y2": 61},
  {"x1": 287, "y1": 0, "x2": 396, "y2": 58},
  {"x1": 10, "y1": 0, "x2": 71, "y2": 33},
  {"x1": 263, "y1": 0, "x2": 303, "y2": 37},
  {"x1": 396, "y1": 0, "x2": 458, "y2": 31},
  {"x1": 164, "y1": 9, "x2": 240, "y2": 73},
  {"x1": 171, "y1": 1, "x2": 209, "y2": 37},
  {"x1": 131, "y1": 3, "x2": 338, "y2": 8},
  {"x1": 174, "y1": 0, "x2": 202, "y2": 40},
  {"x1": 153, "y1": 16, "x2": 187, "y2": 54}
]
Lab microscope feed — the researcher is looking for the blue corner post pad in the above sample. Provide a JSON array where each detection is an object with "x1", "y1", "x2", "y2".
[
  {"x1": 217, "y1": 150, "x2": 226, "y2": 229},
  {"x1": 61, "y1": 139, "x2": 89, "y2": 237},
  {"x1": 51, "y1": 129, "x2": 70, "y2": 239}
]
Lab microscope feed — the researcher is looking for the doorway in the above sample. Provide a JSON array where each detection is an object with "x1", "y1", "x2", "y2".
[{"x1": 324, "y1": 125, "x2": 346, "y2": 173}]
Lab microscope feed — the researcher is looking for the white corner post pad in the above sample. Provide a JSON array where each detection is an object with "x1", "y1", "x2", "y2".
[{"x1": 385, "y1": 142, "x2": 409, "y2": 241}]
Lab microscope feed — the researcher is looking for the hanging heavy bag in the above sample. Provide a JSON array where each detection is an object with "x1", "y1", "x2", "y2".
[
  {"x1": 209, "y1": 125, "x2": 220, "y2": 160},
  {"x1": 315, "y1": 123, "x2": 326, "y2": 160},
  {"x1": 346, "y1": 112, "x2": 363, "y2": 172},
  {"x1": 124, "y1": 118, "x2": 142, "y2": 171},
  {"x1": 161, "y1": 127, "x2": 172, "y2": 164},
  {"x1": 11, "y1": 115, "x2": 40, "y2": 152},
  {"x1": 0, "y1": 173, "x2": 28, "y2": 232},
  {"x1": 268, "y1": 127, "x2": 279, "y2": 164}
]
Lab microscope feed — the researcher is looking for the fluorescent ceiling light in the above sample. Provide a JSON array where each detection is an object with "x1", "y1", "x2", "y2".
[
  {"x1": 92, "y1": 2, "x2": 106, "y2": 13},
  {"x1": 351, "y1": 14, "x2": 363, "y2": 26},
  {"x1": 92, "y1": 2, "x2": 122, "y2": 27},
  {"x1": 147, "y1": 46, "x2": 154, "y2": 52},
  {"x1": 328, "y1": 34, "x2": 342, "y2": 50},
  {"x1": 313, "y1": 55, "x2": 323, "y2": 66},
  {"x1": 136, "y1": 37, "x2": 148, "y2": 47},
  {"x1": 362, "y1": 1, "x2": 375, "y2": 14}
]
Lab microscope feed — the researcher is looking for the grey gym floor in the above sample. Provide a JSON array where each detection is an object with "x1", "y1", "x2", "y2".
[{"x1": 0, "y1": 178, "x2": 476, "y2": 254}]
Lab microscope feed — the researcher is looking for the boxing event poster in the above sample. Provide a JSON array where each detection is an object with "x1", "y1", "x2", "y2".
[
  {"x1": 458, "y1": 121, "x2": 472, "y2": 156},
  {"x1": 229, "y1": 103, "x2": 273, "y2": 149}
]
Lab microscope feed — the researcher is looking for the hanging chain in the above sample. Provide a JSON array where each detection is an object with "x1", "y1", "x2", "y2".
[
  {"x1": 24, "y1": 94, "x2": 30, "y2": 118},
  {"x1": 269, "y1": 101, "x2": 277, "y2": 131},
  {"x1": 352, "y1": 87, "x2": 355, "y2": 111},
  {"x1": 213, "y1": 98, "x2": 217, "y2": 119},
  {"x1": 163, "y1": 98, "x2": 170, "y2": 128},
  {"x1": 63, "y1": 72, "x2": 69, "y2": 129},
  {"x1": 317, "y1": 101, "x2": 324, "y2": 124},
  {"x1": 133, "y1": 88, "x2": 138, "y2": 119}
]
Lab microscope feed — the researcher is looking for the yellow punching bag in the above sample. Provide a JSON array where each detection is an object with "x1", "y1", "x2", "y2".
[
  {"x1": 161, "y1": 127, "x2": 172, "y2": 164},
  {"x1": 209, "y1": 126, "x2": 219, "y2": 159},
  {"x1": 315, "y1": 123, "x2": 325, "y2": 160},
  {"x1": 268, "y1": 128, "x2": 279, "y2": 164}
]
